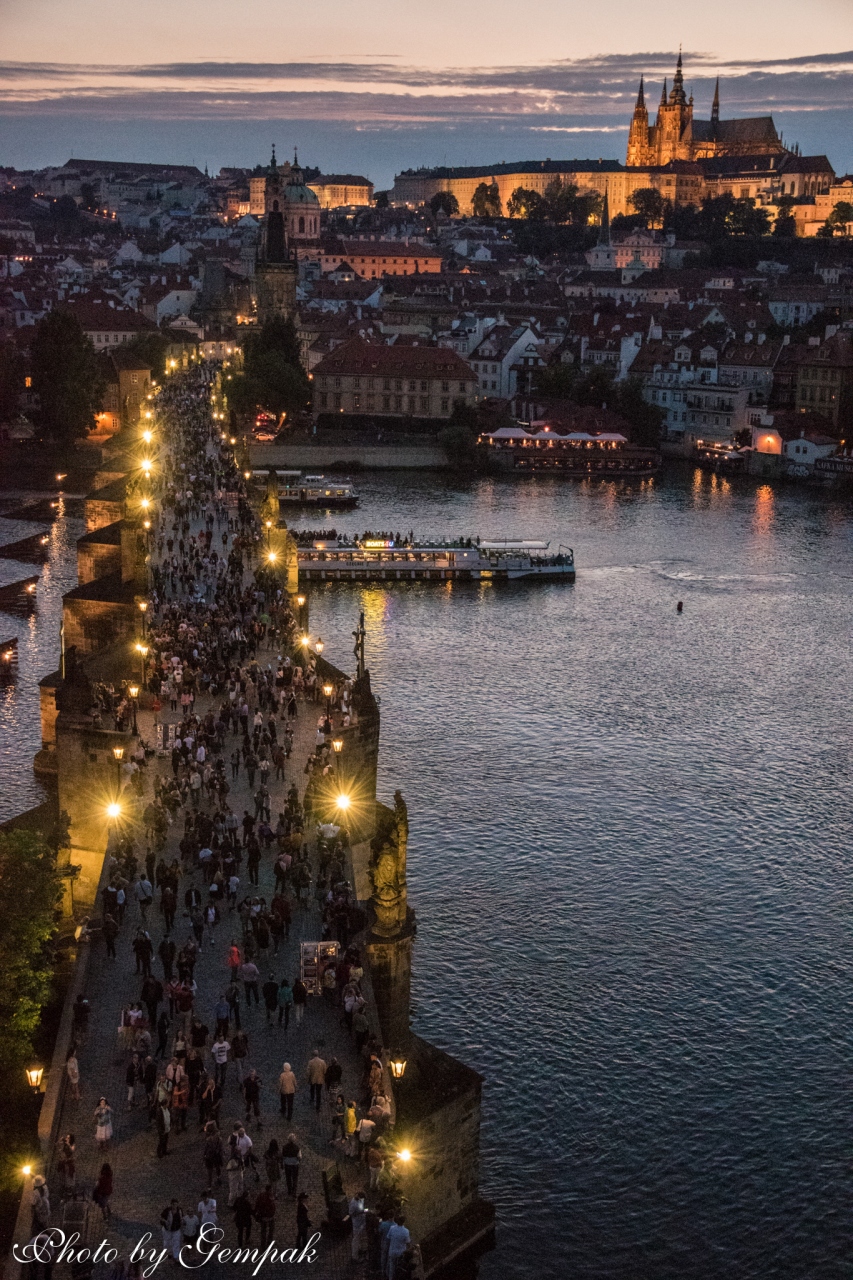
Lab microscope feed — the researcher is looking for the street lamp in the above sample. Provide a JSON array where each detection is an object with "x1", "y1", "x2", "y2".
[
  {"x1": 315, "y1": 637, "x2": 324, "y2": 655},
  {"x1": 332, "y1": 737, "x2": 343, "y2": 779},
  {"x1": 106, "y1": 801, "x2": 122, "y2": 821},
  {"x1": 128, "y1": 683, "x2": 140, "y2": 734},
  {"x1": 134, "y1": 643, "x2": 148, "y2": 689},
  {"x1": 323, "y1": 682, "x2": 333, "y2": 720},
  {"x1": 138, "y1": 600, "x2": 148, "y2": 636},
  {"x1": 113, "y1": 744, "x2": 124, "y2": 789},
  {"x1": 296, "y1": 594, "x2": 306, "y2": 630},
  {"x1": 336, "y1": 793, "x2": 351, "y2": 812},
  {"x1": 388, "y1": 1052, "x2": 408, "y2": 1081},
  {"x1": 25, "y1": 1065, "x2": 44, "y2": 1093},
  {"x1": 267, "y1": 551, "x2": 278, "y2": 564}
]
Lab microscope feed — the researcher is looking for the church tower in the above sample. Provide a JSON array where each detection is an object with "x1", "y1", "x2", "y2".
[
  {"x1": 653, "y1": 51, "x2": 694, "y2": 164},
  {"x1": 255, "y1": 146, "x2": 298, "y2": 325},
  {"x1": 626, "y1": 78, "x2": 650, "y2": 167}
]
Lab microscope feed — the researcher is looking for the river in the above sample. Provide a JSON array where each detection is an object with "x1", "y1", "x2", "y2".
[{"x1": 1, "y1": 468, "x2": 850, "y2": 1278}]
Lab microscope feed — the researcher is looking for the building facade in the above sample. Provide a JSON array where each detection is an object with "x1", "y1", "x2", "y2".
[{"x1": 312, "y1": 337, "x2": 475, "y2": 420}]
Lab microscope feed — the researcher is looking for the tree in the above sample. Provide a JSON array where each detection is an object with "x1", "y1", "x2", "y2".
[
  {"x1": 628, "y1": 187, "x2": 668, "y2": 227},
  {"x1": 31, "y1": 308, "x2": 106, "y2": 445},
  {"x1": 439, "y1": 400, "x2": 482, "y2": 471},
  {"x1": 773, "y1": 195, "x2": 797, "y2": 239},
  {"x1": 819, "y1": 200, "x2": 853, "y2": 237},
  {"x1": 471, "y1": 182, "x2": 502, "y2": 218},
  {"x1": 429, "y1": 191, "x2": 459, "y2": 218},
  {"x1": 506, "y1": 187, "x2": 543, "y2": 219},
  {"x1": 0, "y1": 830, "x2": 62, "y2": 1076},
  {"x1": 374, "y1": 191, "x2": 389, "y2": 209},
  {"x1": 231, "y1": 316, "x2": 310, "y2": 422}
]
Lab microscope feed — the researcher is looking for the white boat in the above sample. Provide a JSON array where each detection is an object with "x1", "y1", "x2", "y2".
[
  {"x1": 296, "y1": 537, "x2": 575, "y2": 582},
  {"x1": 250, "y1": 470, "x2": 359, "y2": 509}
]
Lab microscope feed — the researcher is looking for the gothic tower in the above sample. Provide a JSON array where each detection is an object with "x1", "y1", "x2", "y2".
[
  {"x1": 255, "y1": 146, "x2": 298, "y2": 325},
  {"x1": 626, "y1": 78, "x2": 650, "y2": 168}
]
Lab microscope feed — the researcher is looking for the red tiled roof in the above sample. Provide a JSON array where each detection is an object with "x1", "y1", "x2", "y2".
[{"x1": 312, "y1": 336, "x2": 471, "y2": 379}]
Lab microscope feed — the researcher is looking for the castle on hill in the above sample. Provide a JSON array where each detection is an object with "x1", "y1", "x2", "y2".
[{"x1": 626, "y1": 52, "x2": 785, "y2": 167}]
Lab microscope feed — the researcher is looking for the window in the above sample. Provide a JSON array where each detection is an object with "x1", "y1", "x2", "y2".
[
  {"x1": 367, "y1": 378, "x2": 375, "y2": 390},
  {"x1": 298, "y1": 216, "x2": 305, "y2": 233},
  {"x1": 383, "y1": 396, "x2": 391, "y2": 410},
  {"x1": 319, "y1": 392, "x2": 328, "y2": 407},
  {"x1": 420, "y1": 381, "x2": 428, "y2": 392},
  {"x1": 407, "y1": 396, "x2": 415, "y2": 411},
  {"x1": 395, "y1": 380, "x2": 403, "y2": 392},
  {"x1": 353, "y1": 377, "x2": 360, "y2": 389},
  {"x1": 441, "y1": 381, "x2": 449, "y2": 393},
  {"x1": 334, "y1": 377, "x2": 341, "y2": 388},
  {"x1": 458, "y1": 382, "x2": 466, "y2": 393},
  {"x1": 366, "y1": 395, "x2": 375, "y2": 408},
  {"x1": 440, "y1": 398, "x2": 449, "y2": 412},
  {"x1": 333, "y1": 393, "x2": 341, "y2": 409},
  {"x1": 320, "y1": 377, "x2": 327, "y2": 389},
  {"x1": 408, "y1": 381, "x2": 416, "y2": 392},
  {"x1": 419, "y1": 396, "x2": 429, "y2": 412},
  {"x1": 383, "y1": 379, "x2": 391, "y2": 391},
  {"x1": 394, "y1": 396, "x2": 403, "y2": 410},
  {"x1": 131, "y1": 373, "x2": 138, "y2": 385},
  {"x1": 353, "y1": 395, "x2": 361, "y2": 409}
]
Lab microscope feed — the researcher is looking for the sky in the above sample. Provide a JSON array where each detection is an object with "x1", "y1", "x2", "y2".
[{"x1": 1, "y1": 0, "x2": 853, "y2": 186}]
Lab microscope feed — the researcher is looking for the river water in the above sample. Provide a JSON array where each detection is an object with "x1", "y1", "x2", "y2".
[{"x1": 1, "y1": 469, "x2": 850, "y2": 1278}]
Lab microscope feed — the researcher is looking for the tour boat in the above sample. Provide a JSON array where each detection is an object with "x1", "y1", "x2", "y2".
[
  {"x1": 297, "y1": 537, "x2": 575, "y2": 582},
  {"x1": 250, "y1": 469, "x2": 359, "y2": 509}
]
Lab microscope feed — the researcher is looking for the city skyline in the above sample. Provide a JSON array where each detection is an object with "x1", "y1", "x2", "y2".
[{"x1": 2, "y1": 2, "x2": 853, "y2": 185}]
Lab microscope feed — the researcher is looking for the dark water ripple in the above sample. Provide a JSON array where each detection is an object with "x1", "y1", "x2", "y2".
[{"x1": 0, "y1": 471, "x2": 850, "y2": 1277}]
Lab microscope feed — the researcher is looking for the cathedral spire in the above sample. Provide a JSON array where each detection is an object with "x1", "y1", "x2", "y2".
[
  {"x1": 270, "y1": 144, "x2": 277, "y2": 172},
  {"x1": 635, "y1": 76, "x2": 645, "y2": 110},
  {"x1": 659, "y1": 78, "x2": 667, "y2": 108},
  {"x1": 670, "y1": 48, "x2": 687, "y2": 104},
  {"x1": 711, "y1": 77, "x2": 720, "y2": 126}
]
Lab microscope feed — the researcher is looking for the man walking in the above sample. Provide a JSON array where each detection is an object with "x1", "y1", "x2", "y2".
[{"x1": 306, "y1": 1050, "x2": 327, "y2": 1114}]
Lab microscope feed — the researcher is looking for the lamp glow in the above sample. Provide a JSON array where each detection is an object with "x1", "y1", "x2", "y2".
[
  {"x1": 332, "y1": 738, "x2": 343, "y2": 754},
  {"x1": 397, "y1": 1149, "x2": 411, "y2": 1162},
  {"x1": 336, "y1": 793, "x2": 351, "y2": 811},
  {"x1": 25, "y1": 1065, "x2": 43, "y2": 1091},
  {"x1": 106, "y1": 802, "x2": 121, "y2": 819},
  {"x1": 113, "y1": 746, "x2": 124, "y2": 761}
]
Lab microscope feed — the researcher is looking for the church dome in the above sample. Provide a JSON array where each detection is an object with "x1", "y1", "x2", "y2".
[{"x1": 284, "y1": 161, "x2": 319, "y2": 207}]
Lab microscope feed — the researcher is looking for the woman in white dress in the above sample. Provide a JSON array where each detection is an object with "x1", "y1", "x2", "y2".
[{"x1": 94, "y1": 1097, "x2": 113, "y2": 1149}]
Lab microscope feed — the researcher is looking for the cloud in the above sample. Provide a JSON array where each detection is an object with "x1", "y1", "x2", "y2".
[{"x1": 0, "y1": 48, "x2": 851, "y2": 125}]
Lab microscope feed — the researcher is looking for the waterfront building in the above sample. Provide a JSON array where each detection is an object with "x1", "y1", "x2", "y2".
[{"x1": 312, "y1": 336, "x2": 475, "y2": 419}]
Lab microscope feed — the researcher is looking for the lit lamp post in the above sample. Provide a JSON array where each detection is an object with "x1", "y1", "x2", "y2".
[
  {"x1": 25, "y1": 1064, "x2": 44, "y2": 1095},
  {"x1": 315, "y1": 637, "x2": 324, "y2": 656},
  {"x1": 296, "y1": 594, "x2": 306, "y2": 632},
  {"x1": 323, "y1": 682, "x2": 334, "y2": 722},
  {"x1": 128, "y1": 684, "x2": 140, "y2": 735},
  {"x1": 265, "y1": 519, "x2": 273, "y2": 546},
  {"x1": 388, "y1": 1052, "x2": 408, "y2": 1083},
  {"x1": 106, "y1": 801, "x2": 122, "y2": 822},
  {"x1": 332, "y1": 737, "x2": 343, "y2": 780},
  {"x1": 138, "y1": 599, "x2": 148, "y2": 637},
  {"x1": 135, "y1": 643, "x2": 149, "y2": 690},
  {"x1": 113, "y1": 744, "x2": 124, "y2": 790}
]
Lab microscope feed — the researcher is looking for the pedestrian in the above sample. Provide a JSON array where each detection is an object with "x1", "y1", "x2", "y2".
[
  {"x1": 356, "y1": 1114, "x2": 376, "y2": 1162},
  {"x1": 231, "y1": 1028, "x2": 250, "y2": 1082},
  {"x1": 181, "y1": 1206, "x2": 200, "y2": 1251},
  {"x1": 56, "y1": 1133, "x2": 76, "y2": 1195},
  {"x1": 94, "y1": 1097, "x2": 113, "y2": 1150},
  {"x1": 387, "y1": 1215, "x2": 412, "y2": 1279},
  {"x1": 281, "y1": 1133, "x2": 301, "y2": 1197},
  {"x1": 226, "y1": 1155, "x2": 244, "y2": 1207},
  {"x1": 277, "y1": 978, "x2": 293, "y2": 1029},
  {"x1": 344, "y1": 1100, "x2": 358, "y2": 1157},
  {"x1": 263, "y1": 1138, "x2": 282, "y2": 1189},
  {"x1": 233, "y1": 1190, "x2": 253, "y2": 1247},
  {"x1": 92, "y1": 1162, "x2": 113, "y2": 1221},
  {"x1": 65, "y1": 1050, "x2": 81, "y2": 1101},
  {"x1": 211, "y1": 1034, "x2": 230, "y2": 1086},
  {"x1": 29, "y1": 1176, "x2": 50, "y2": 1237},
  {"x1": 156, "y1": 1099, "x2": 171, "y2": 1157},
  {"x1": 103, "y1": 913, "x2": 118, "y2": 959},
  {"x1": 349, "y1": 1192, "x2": 367, "y2": 1262},
  {"x1": 367, "y1": 1143, "x2": 384, "y2": 1191},
  {"x1": 160, "y1": 1200, "x2": 183, "y2": 1261},
  {"x1": 202, "y1": 1123, "x2": 223, "y2": 1185},
  {"x1": 243, "y1": 1069, "x2": 261, "y2": 1125},
  {"x1": 197, "y1": 1191, "x2": 218, "y2": 1229},
  {"x1": 331, "y1": 1093, "x2": 346, "y2": 1146},
  {"x1": 278, "y1": 1062, "x2": 296, "y2": 1120},
  {"x1": 296, "y1": 1193, "x2": 311, "y2": 1250},
  {"x1": 262, "y1": 974, "x2": 279, "y2": 1024},
  {"x1": 306, "y1": 1050, "x2": 327, "y2": 1113},
  {"x1": 240, "y1": 958, "x2": 260, "y2": 1006},
  {"x1": 254, "y1": 1185, "x2": 276, "y2": 1248},
  {"x1": 292, "y1": 977, "x2": 307, "y2": 1025}
]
